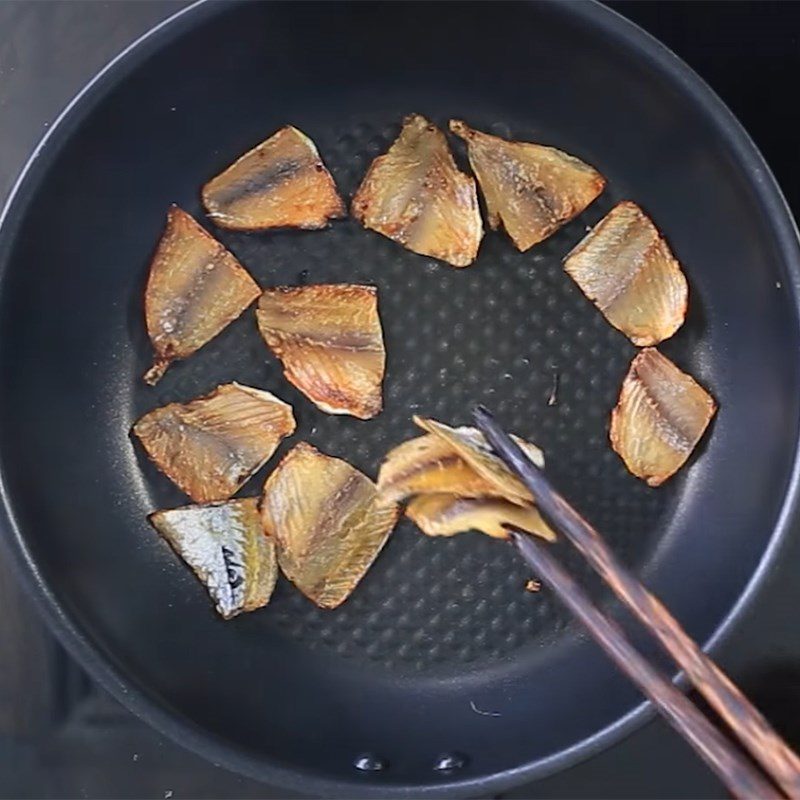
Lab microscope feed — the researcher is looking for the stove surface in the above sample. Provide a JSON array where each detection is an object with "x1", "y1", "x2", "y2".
[{"x1": 1, "y1": 2, "x2": 799, "y2": 798}]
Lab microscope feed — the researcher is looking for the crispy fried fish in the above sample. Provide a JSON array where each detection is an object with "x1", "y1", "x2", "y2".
[
  {"x1": 256, "y1": 284, "x2": 385, "y2": 419},
  {"x1": 378, "y1": 428, "x2": 544, "y2": 503},
  {"x1": 143, "y1": 206, "x2": 261, "y2": 385},
  {"x1": 413, "y1": 416, "x2": 541, "y2": 506},
  {"x1": 133, "y1": 383, "x2": 295, "y2": 502},
  {"x1": 261, "y1": 442, "x2": 399, "y2": 609},
  {"x1": 406, "y1": 493, "x2": 555, "y2": 541},
  {"x1": 351, "y1": 114, "x2": 483, "y2": 267},
  {"x1": 610, "y1": 348, "x2": 716, "y2": 487},
  {"x1": 149, "y1": 498, "x2": 277, "y2": 619},
  {"x1": 564, "y1": 202, "x2": 688, "y2": 346},
  {"x1": 449, "y1": 120, "x2": 605, "y2": 251},
  {"x1": 202, "y1": 126, "x2": 345, "y2": 231}
]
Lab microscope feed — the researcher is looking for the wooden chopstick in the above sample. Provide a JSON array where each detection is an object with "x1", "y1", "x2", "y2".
[{"x1": 473, "y1": 406, "x2": 800, "y2": 800}]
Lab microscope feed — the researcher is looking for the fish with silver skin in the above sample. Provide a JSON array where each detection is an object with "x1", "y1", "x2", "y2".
[
  {"x1": 564, "y1": 201, "x2": 688, "y2": 346},
  {"x1": 150, "y1": 497, "x2": 277, "y2": 619},
  {"x1": 202, "y1": 125, "x2": 345, "y2": 231},
  {"x1": 352, "y1": 114, "x2": 483, "y2": 267},
  {"x1": 133, "y1": 383, "x2": 295, "y2": 503},
  {"x1": 450, "y1": 119, "x2": 605, "y2": 251},
  {"x1": 610, "y1": 348, "x2": 717, "y2": 487},
  {"x1": 256, "y1": 284, "x2": 386, "y2": 420},
  {"x1": 261, "y1": 442, "x2": 399, "y2": 609},
  {"x1": 143, "y1": 206, "x2": 260, "y2": 385}
]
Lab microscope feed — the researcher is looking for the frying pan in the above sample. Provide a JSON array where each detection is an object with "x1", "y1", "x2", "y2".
[{"x1": 0, "y1": 1, "x2": 798, "y2": 797}]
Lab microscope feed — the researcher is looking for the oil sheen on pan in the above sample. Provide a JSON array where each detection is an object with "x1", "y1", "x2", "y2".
[
  {"x1": 202, "y1": 125, "x2": 345, "y2": 231},
  {"x1": 143, "y1": 206, "x2": 261, "y2": 385},
  {"x1": 149, "y1": 497, "x2": 277, "y2": 619},
  {"x1": 351, "y1": 114, "x2": 483, "y2": 267},
  {"x1": 610, "y1": 348, "x2": 717, "y2": 486},
  {"x1": 133, "y1": 383, "x2": 295, "y2": 502},
  {"x1": 564, "y1": 201, "x2": 689, "y2": 346},
  {"x1": 378, "y1": 428, "x2": 544, "y2": 503},
  {"x1": 406, "y1": 493, "x2": 555, "y2": 541},
  {"x1": 261, "y1": 442, "x2": 399, "y2": 609},
  {"x1": 449, "y1": 119, "x2": 605, "y2": 251},
  {"x1": 256, "y1": 284, "x2": 386, "y2": 420}
]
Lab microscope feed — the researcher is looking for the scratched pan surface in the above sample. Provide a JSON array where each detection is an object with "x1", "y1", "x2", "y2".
[{"x1": 0, "y1": 1, "x2": 799, "y2": 797}]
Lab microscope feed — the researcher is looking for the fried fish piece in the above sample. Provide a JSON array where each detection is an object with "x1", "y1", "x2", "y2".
[
  {"x1": 378, "y1": 428, "x2": 544, "y2": 503},
  {"x1": 406, "y1": 493, "x2": 555, "y2": 541},
  {"x1": 150, "y1": 498, "x2": 277, "y2": 619},
  {"x1": 610, "y1": 348, "x2": 716, "y2": 487},
  {"x1": 351, "y1": 114, "x2": 483, "y2": 267},
  {"x1": 256, "y1": 284, "x2": 385, "y2": 419},
  {"x1": 413, "y1": 416, "x2": 541, "y2": 505},
  {"x1": 133, "y1": 383, "x2": 295, "y2": 502},
  {"x1": 143, "y1": 206, "x2": 261, "y2": 385},
  {"x1": 449, "y1": 119, "x2": 605, "y2": 251},
  {"x1": 564, "y1": 202, "x2": 688, "y2": 346},
  {"x1": 202, "y1": 125, "x2": 345, "y2": 231},
  {"x1": 261, "y1": 442, "x2": 399, "y2": 609}
]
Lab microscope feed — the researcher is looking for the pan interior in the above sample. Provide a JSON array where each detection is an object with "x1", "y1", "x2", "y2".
[{"x1": 0, "y1": 1, "x2": 797, "y2": 793}]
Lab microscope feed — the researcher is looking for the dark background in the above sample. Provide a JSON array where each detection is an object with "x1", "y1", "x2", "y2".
[{"x1": 1, "y1": 2, "x2": 799, "y2": 798}]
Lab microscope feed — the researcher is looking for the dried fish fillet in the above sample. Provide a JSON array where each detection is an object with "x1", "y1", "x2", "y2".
[
  {"x1": 143, "y1": 206, "x2": 261, "y2": 385},
  {"x1": 150, "y1": 498, "x2": 277, "y2": 619},
  {"x1": 133, "y1": 383, "x2": 295, "y2": 502},
  {"x1": 256, "y1": 284, "x2": 385, "y2": 419},
  {"x1": 610, "y1": 348, "x2": 716, "y2": 487},
  {"x1": 406, "y1": 493, "x2": 555, "y2": 541},
  {"x1": 352, "y1": 114, "x2": 483, "y2": 267},
  {"x1": 564, "y1": 202, "x2": 688, "y2": 346},
  {"x1": 450, "y1": 120, "x2": 605, "y2": 251},
  {"x1": 202, "y1": 126, "x2": 345, "y2": 231},
  {"x1": 413, "y1": 416, "x2": 542, "y2": 505},
  {"x1": 378, "y1": 429, "x2": 544, "y2": 503},
  {"x1": 261, "y1": 442, "x2": 399, "y2": 609}
]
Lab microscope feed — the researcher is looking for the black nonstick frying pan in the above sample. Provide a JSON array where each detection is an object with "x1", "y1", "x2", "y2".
[{"x1": 1, "y1": 1, "x2": 799, "y2": 797}]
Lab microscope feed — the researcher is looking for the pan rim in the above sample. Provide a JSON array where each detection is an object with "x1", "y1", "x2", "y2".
[{"x1": 0, "y1": 0, "x2": 798, "y2": 796}]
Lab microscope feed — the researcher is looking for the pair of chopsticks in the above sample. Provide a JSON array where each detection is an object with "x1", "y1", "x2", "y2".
[{"x1": 473, "y1": 406, "x2": 800, "y2": 800}]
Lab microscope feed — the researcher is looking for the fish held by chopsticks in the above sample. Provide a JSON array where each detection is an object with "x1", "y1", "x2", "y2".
[
  {"x1": 150, "y1": 497, "x2": 277, "y2": 619},
  {"x1": 143, "y1": 206, "x2": 261, "y2": 385},
  {"x1": 564, "y1": 201, "x2": 688, "y2": 346},
  {"x1": 352, "y1": 114, "x2": 483, "y2": 267},
  {"x1": 256, "y1": 284, "x2": 386, "y2": 420},
  {"x1": 261, "y1": 442, "x2": 399, "y2": 609},
  {"x1": 378, "y1": 427, "x2": 544, "y2": 504},
  {"x1": 202, "y1": 125, "x2": 345, "y2": 231},
  {"x1": 133, "y1": 383, "x2": 295, "y2": 503},
  {"x1": 449, "y1": 119, "x2": 605, "y2": 251},
  {"x1": 610, "y1": 348, "x2": 717, "y2": 486},
  {"x1": 406, "y1": 493, "x2": 555, "y2": 541}
]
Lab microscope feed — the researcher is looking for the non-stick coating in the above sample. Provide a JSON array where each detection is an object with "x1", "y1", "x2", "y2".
[{"x1": 0, "y1": 1, "x2": 799, "y2": 797}]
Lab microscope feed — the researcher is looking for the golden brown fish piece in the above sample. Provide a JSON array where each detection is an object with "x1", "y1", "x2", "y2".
[
  {"x1": 449, "y1": 119, "x2": 605, "y2": 251},
  {"x1": 378, "y1": 428, "x2": 544, "y2": 503},
  {"x1": 133, "y1": 383, "x2": 295, "y2": 502},
  {"x1": 413, "y1": 416, "x2": 541, "y2": 506},
  {"x1": 610, "y1": 348, "x2": 716, "y2": 487},
  {"x1": 143, "y1": 206, "x2": 261, "y2": 385},
  {"x1": 564, "y1": 202, "x2": 688, "y2": 346},
  {"x1": 256, "y1": 284, "x2": 385, "y2": 419},
  {"x1": 406, "y1": 493, "x2": 555, "y2": 541},
  {"x1": 201, "y1": 126, "x2": 345, "y2": 231},
  {"x1": 149, "y1": 497, "x2": 277, "y2": 619},
  {"x1": 261, "y1": 442, "x2": 399, "y2": 609},
  {"x1": 351, "y1": 114, "x2": 483, "y2": 267}
]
